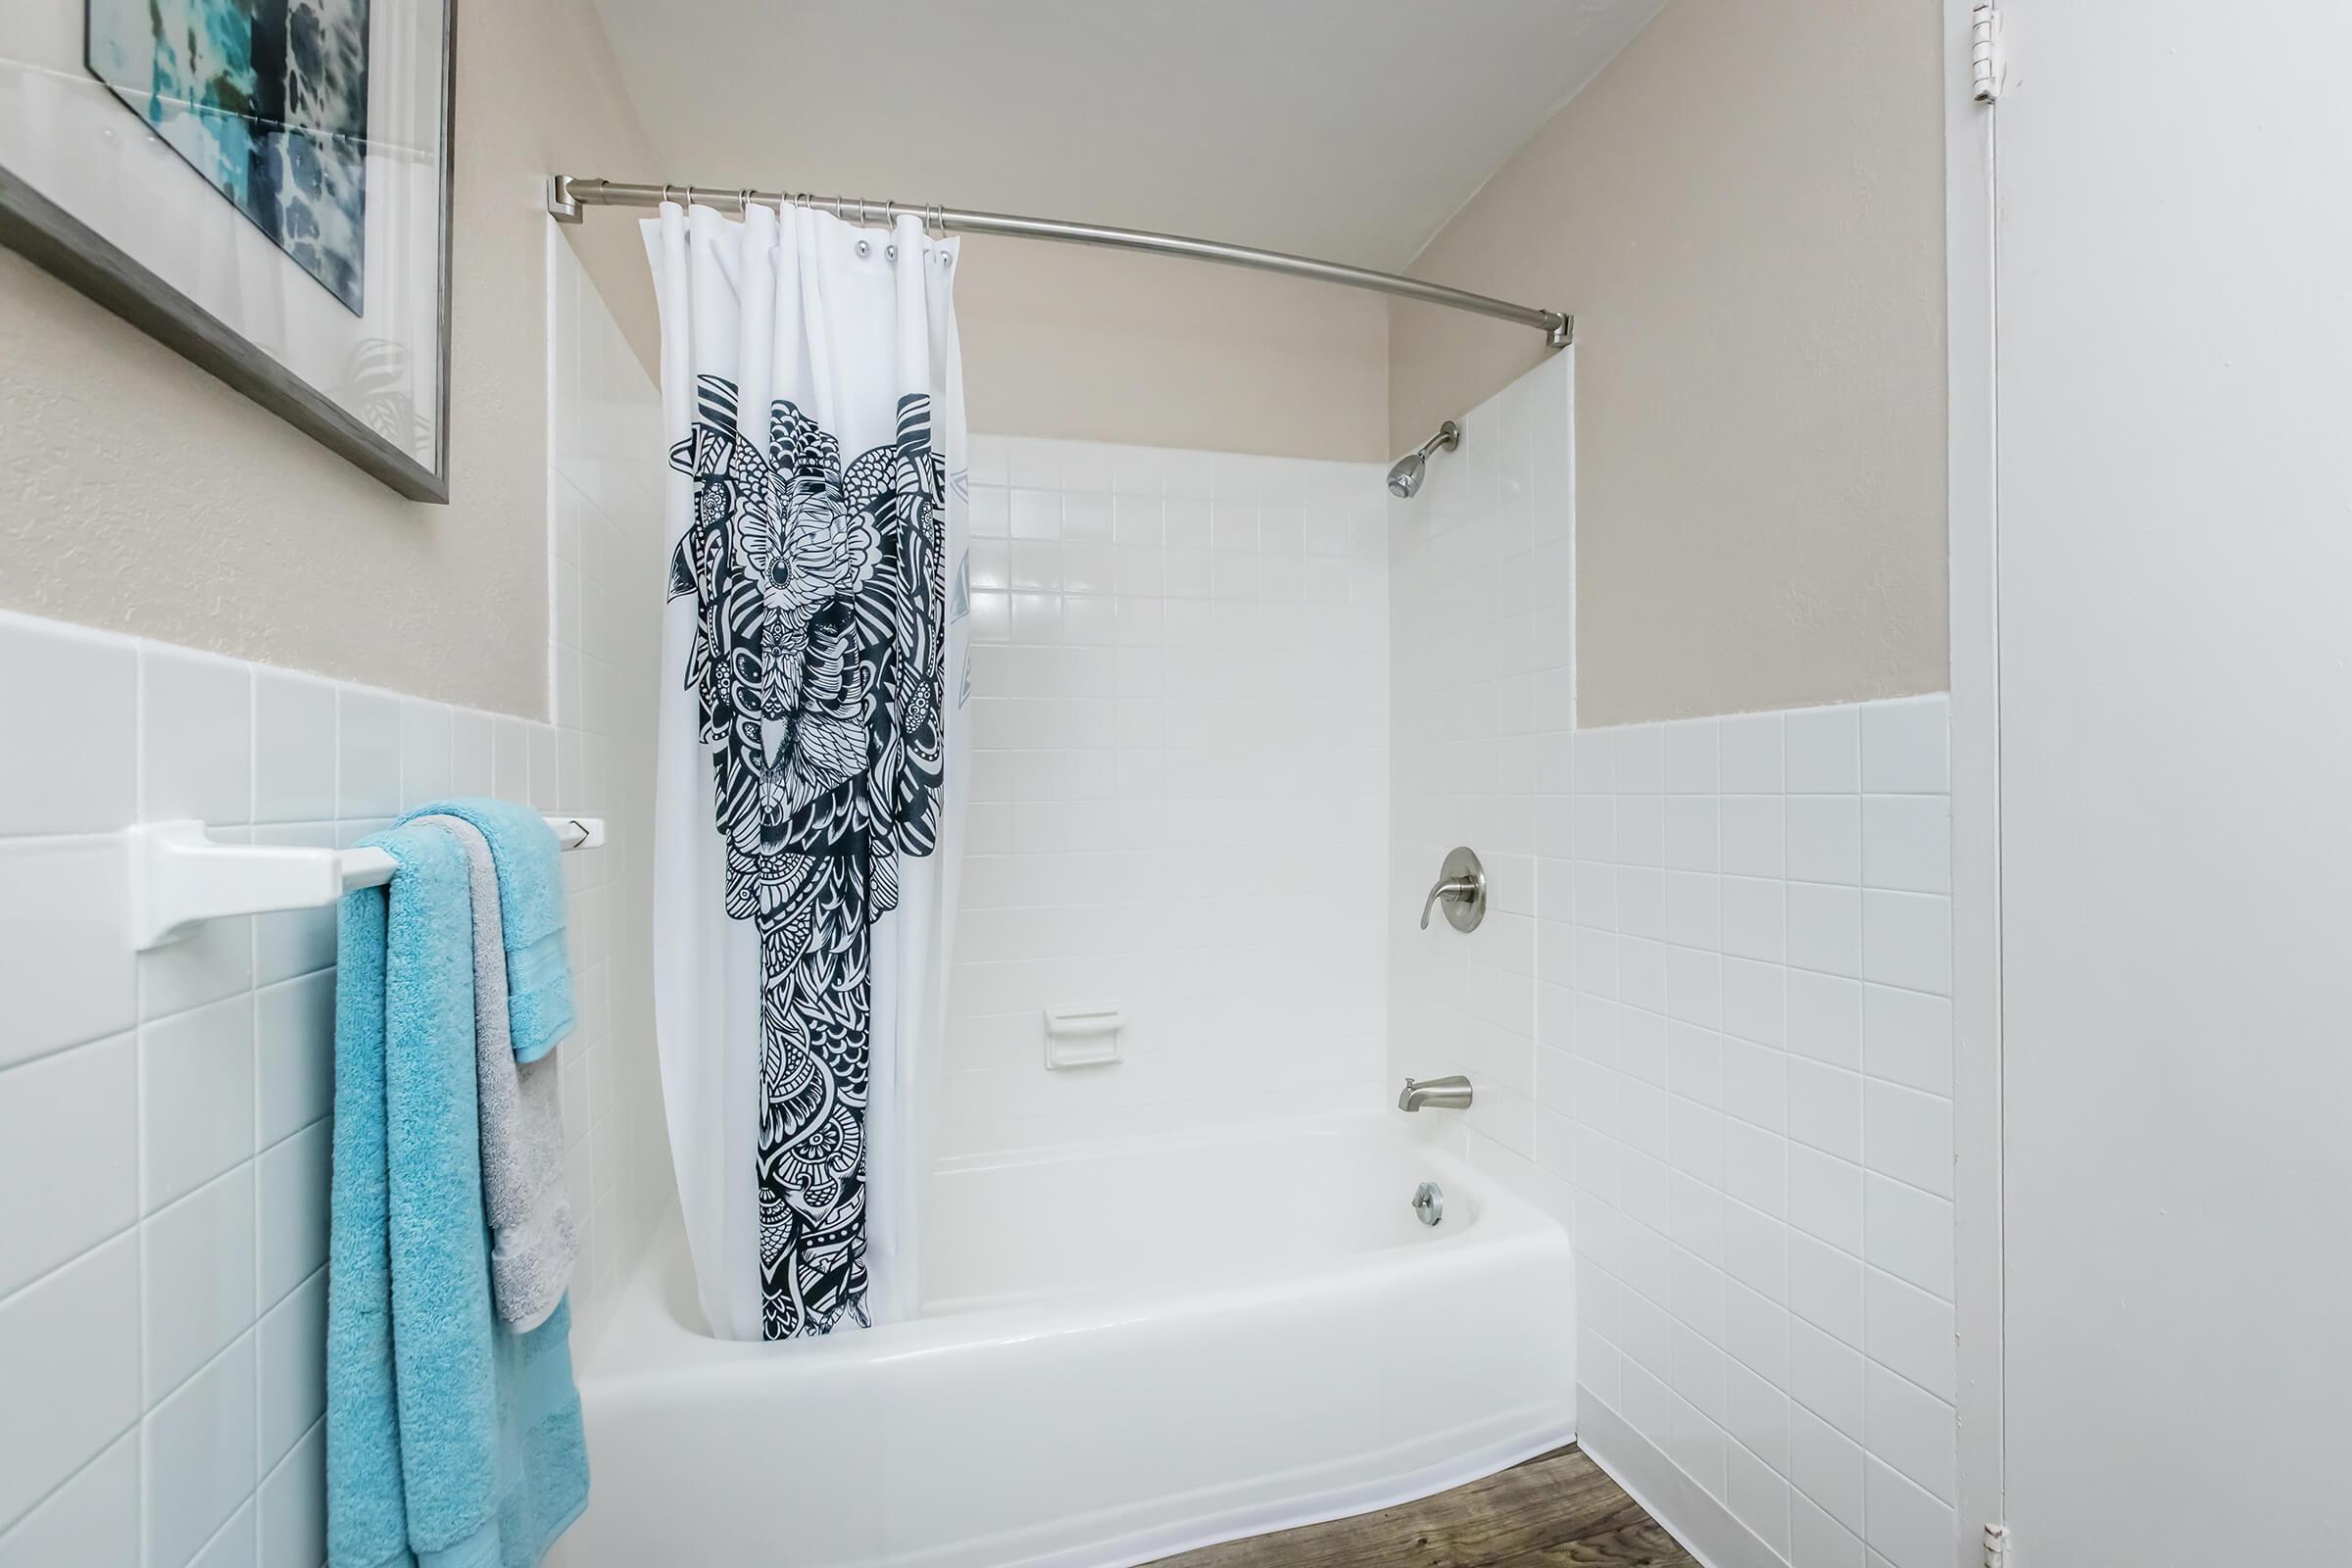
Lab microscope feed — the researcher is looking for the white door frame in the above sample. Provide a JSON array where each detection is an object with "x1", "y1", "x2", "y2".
[{"x1": 1943, "y1": 2, "x2": 2003, "y2": 1561}]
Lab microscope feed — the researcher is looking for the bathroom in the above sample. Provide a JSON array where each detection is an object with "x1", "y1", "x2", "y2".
[{"x1": 1, "y1": 1, "x2": 2344, "y2": 1564}]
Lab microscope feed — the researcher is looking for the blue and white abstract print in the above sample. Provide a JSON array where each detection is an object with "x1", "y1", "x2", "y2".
[{"x1": 86, "y1": 0, "x2": 371, "y2": 314}]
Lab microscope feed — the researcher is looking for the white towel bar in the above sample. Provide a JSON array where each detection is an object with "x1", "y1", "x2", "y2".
[{"x1": 126, "y1": 815, "x2": 606, "y2": 951}]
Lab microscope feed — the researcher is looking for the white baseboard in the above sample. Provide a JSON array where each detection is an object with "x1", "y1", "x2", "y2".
[{"x1": 1575, "y1": 1388, "x2": 1788, "y2": 1568}]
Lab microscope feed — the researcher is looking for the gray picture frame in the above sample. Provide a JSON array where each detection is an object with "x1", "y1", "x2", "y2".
[{"x1": 0, "y1": 2, "x2": 458, "y2": 504}]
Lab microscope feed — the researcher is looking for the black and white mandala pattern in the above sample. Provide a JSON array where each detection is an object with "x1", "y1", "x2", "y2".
[{"x1": 666, "y1": 376, "x2": 947, "y2": 1340}]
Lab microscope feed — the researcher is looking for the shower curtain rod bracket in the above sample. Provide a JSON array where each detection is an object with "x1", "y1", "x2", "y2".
[{"x1": 547, "y1": 174, "x2": 1572, "y2": 348}]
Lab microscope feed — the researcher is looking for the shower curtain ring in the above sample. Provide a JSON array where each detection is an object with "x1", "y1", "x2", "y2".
[
  {"x1": 660, "y1": 183, "x2": 674, "y2": 206},
  {"x1": 682, "y1": 184, "x2": 696, "y2": 208}
]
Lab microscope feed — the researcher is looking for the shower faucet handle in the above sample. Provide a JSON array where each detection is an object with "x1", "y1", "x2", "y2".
[
  {"x1": 1419, "y1": 877, "x2": 1477, "y2": 929},
  {"x1": 1419, "y1": 847, "x2": 1488, "y2": 932}
]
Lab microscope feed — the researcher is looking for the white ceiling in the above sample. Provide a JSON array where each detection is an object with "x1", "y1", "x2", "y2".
[{"x1": 587, "y1": 0, "x2": 1663, "y2": 270}]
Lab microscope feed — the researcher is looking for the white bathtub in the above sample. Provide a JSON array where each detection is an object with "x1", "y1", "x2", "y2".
[{"x1": 553, "y1": 1117, "x2": 1576, "y2": 1568}]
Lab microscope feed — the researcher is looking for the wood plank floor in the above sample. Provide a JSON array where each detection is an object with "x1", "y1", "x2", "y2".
[{"x1": 1146, "y1": 1446, "x2": 1697, "y2": 1568}]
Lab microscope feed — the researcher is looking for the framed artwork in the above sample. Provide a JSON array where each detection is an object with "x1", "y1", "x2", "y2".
[{"x1": 0, "y1": 0, "x2": 456, "y2": 501}]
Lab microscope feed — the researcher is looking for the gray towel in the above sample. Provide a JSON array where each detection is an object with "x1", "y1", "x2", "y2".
[{"x1": 415, "y1": 813, "x2": 578, "y2": 1330}]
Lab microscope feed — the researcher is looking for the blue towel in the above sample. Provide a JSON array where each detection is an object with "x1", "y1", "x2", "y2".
[
  {"x1": 328, "y1": 824, "x2": 589, "y2": 1568},
  {"x1": 400, "y1": 799, "x2": 575, "y2": 1061}
]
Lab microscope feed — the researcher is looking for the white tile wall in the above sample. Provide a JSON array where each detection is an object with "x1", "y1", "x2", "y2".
[
  {"x1": 0, "y1": 612, "x2": 567, "y2": 1566},
  {"x1": 944, "y1": 434, "x2": 1392, "y2": 1152},
  {"x1": 0, "y1": 241, "x2": 661, "y2": 1568},
  {"x1": 1539, "y1": 696, "x2": 1955, "y2": 1568},
  {"x1": 1388, "y1": 350, "x2": 1575, "y2": 1197},
  {"x1": 546, "y1": 226, "x2": 669, "y2": 1349},
  {"x1": 1384, "y1": 353, "x2": 1954, "y2": 1568}
]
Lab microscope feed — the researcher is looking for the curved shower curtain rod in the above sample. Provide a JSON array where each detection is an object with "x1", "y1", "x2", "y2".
[{"x1": 546, "y1": 174, "x2": 1573, "y2": 349}]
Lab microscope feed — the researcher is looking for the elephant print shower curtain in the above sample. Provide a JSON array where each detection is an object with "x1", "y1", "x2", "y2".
[{"x1": 643, "y1": 199, "x2": 969, "y2": 1342}]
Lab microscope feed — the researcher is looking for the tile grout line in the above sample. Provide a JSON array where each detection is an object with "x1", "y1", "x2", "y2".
[
  {"x1": 0, "y1": 1420, "x2": 141, "y2": 1552},
  {"x1": 1579, "y1": 1269, "x2": 1955, "y2": 1525},
  {"x1": 1585, "y1": 1256, "x2": 1957, "y2": 1471},
  {"x1": 249, "y1": 659, "x2": 269, "y2": 1507},
  {"x1": 131, "y1": 640, "x2": 152, "y2": 1564}
]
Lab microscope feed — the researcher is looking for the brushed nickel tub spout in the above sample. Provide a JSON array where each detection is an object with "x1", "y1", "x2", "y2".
[{"x1": 1397, "y1": 1074, "x2": 1474, "y2": 1112}]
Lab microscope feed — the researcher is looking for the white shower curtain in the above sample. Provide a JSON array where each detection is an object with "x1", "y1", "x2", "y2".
[{"x1": 643, "y1": 200, "x2": 969, "y2": 1343}]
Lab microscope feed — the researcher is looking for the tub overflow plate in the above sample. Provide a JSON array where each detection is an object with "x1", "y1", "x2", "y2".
[{"x1": 1412, "y1": 1181, "x2": 1445, "y2": 1226}]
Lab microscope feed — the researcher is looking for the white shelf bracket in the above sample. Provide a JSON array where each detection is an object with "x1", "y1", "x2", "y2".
[
  {"x1": 126, "y1": 816, "x2": 607, "y2": 952},
  {"x1": 127, "y1": 821, "x2": 346, "y2": 952}
]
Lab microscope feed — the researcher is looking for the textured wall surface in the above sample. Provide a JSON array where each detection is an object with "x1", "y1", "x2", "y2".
[
  {"x1": 0, "y1": 0, "x2": 661, "y2": 719},
  {"x1": 1389, "y1": 0, "x2": 1947, "y2": 726},
  {"x1": 956, "y1": 238, "x2": 1390, "y2": 462}
]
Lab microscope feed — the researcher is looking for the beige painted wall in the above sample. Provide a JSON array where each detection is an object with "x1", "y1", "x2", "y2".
[
  {"x1": 0, "y1": 29, "x2": 1387, "y2": 725},
  {"x1": 0, "y1": 0, "x2": 660, "y2": 719},
  {"x1": 955, "y1": 235, "x2": 1388, "y2": 461},
  {"x1": 1390, "y1": 0, "x2": 1947, "y2": 726},
  {"x1": 29, "y1": 3, "x2": 1957, "y2": 725}
]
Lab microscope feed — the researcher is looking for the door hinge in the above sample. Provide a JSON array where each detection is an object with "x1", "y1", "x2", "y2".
[
  {"x1": 1971, "y1": 3, "x2": 2005, "y2": 103},
  {"x1": 1984, "y1": 1522, "x2": 2012, "y2": 1565}
]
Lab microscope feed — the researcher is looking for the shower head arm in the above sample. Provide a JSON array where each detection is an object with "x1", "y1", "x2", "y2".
[{"x1": 1417, "y1": 420, "x2": 1462, "y2": 461}]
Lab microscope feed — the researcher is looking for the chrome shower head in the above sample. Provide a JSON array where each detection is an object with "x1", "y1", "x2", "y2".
[
  {"x1": 1387, "y1": 452, "x2": 1427, "y2": 499},
  {"x1": 1387, "y1": 420, "x2": 1461, "y2": 499}
]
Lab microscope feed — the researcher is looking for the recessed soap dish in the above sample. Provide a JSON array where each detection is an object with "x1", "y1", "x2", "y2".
[{"x1": 1042, "y1": 1003, "x2": 1124, "y2": 1069}]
